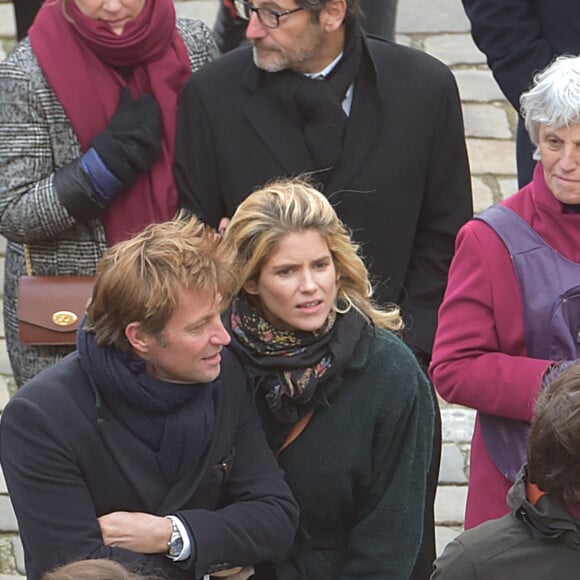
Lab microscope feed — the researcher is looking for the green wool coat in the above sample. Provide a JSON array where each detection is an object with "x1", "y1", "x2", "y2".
[{"x1": 254, "y1": 326, "x2": 435, "y2": 580}]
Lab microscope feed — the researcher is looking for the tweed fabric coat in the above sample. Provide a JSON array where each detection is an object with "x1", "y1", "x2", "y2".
[{"x1": 0, "y1": 19, "x2": 217, "y2": 387}]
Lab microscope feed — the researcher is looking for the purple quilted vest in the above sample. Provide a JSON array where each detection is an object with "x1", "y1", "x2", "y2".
[{"x1": 475, "y1": 204, "x2": 580, "y2": 482}]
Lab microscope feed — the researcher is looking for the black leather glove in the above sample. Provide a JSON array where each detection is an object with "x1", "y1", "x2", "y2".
[
  {"x1": 54, "y1": 156, "x2": 104, "y2": 222},
  {"x1": 91, "y1": 87, "x2": 163, "y2": 188}
]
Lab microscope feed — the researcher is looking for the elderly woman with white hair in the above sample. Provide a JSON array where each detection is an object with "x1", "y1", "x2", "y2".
[{"x1": 431, "y1": 54, "x2": 580, "y2": 530}]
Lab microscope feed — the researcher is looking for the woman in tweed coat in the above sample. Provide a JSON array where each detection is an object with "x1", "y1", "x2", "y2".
[{"x1": 0, "y1": 0, "x2": 217, "y2": 387}]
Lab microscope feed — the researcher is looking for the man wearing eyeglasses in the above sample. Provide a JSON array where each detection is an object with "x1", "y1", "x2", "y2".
[
  {"x1": 212, "y1": 0, "x2": 398, "y2": 53},
  {"x1": 175, "y1": 1, "x2": 472, "y2": 578}
]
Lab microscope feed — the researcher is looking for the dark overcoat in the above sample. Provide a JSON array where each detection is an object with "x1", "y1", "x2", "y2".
[
  {"x1": 251, "y1": 327, "x2": 435, "y2": 579},
  {"x1": 175, "y1": 33, "x2": 473, "y2": 357},
  {"x1": 0, "y1": 349, "x2": 299, "y2": 580}
]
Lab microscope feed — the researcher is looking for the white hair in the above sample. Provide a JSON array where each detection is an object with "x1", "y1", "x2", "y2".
[{"x1": 520, "y1": 55, "x2": 580, "y2": 159}]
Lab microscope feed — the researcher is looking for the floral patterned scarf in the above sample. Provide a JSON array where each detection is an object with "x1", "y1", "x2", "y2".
[{"x1": 226, "y1": 293, "x2": 366, "y2": 423}]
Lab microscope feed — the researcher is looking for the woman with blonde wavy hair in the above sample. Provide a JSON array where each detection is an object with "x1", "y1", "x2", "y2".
[{"x1": 223, "y1": 178, "x2": 434, "y2": 580}]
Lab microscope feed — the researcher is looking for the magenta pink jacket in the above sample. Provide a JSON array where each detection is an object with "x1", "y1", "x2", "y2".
[{"x1": 430, "y1": 162, "x2": 580, "y2": 528}]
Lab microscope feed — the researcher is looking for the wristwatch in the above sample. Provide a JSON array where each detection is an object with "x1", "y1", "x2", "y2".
[{"x1": 166, "y1": 516, "x2": 184, "y2": 559}]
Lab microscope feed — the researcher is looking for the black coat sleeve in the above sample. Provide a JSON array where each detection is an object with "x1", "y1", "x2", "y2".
[
  {"x1": 461, "y1": 0, "x2": 554, "y2": 109},
  {"x1": 401, "y1": 69, "x2": 473, "y2": 358},
  {"x1": 0, "y1": 397, "x2": 184, "y2": 580}
]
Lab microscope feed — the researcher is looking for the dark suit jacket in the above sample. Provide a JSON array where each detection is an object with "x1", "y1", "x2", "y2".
[
  {"x1": 175, "y1": 33, "x2": 472, "y2": 357},
  {"x1": 0, "y1": 350, "x2": 299, "y2": 580}
]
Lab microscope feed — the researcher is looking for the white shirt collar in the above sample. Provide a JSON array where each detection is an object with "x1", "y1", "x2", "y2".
[
  {"x1": 304, "y1": 52, "x2": 344, "y2": 80},
  {"x1": 301, "y1": 51, "x2": 353, "y2": 116}
]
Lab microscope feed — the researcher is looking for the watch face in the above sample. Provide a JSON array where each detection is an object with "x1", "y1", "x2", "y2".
[
  {"x1": 169, "y1": 534, "x2": 184, "y2": 557},
  {"x1": 168, "y1": 520, "x2": 184, "y2": 558}
]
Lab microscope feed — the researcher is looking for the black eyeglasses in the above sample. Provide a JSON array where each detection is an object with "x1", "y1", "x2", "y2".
[{"x1": 233, "y1": 0, "x2": 304, "y2": 29}]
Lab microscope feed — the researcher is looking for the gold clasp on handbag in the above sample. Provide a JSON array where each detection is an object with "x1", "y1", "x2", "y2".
[{"x1": 51, "y1": 311, "x2": 78, "y2": 327}]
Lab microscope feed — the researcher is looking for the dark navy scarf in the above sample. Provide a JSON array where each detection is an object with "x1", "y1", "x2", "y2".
[{"x1": 77, "y1": 322, "x2": 215, "y2": 485}]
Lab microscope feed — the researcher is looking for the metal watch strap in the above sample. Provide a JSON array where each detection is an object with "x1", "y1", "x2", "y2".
[{"x1": 166, "y1": 516, "x2": 183, "y2": 558}]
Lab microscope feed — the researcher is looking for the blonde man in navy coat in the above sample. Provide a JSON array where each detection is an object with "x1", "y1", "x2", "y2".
[{"x1": 0, "y1": 217, "x2": 298, "y2": 580}]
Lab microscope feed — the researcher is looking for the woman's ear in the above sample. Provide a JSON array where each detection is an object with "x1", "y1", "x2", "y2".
[
  {"x1": 243, "y1": 278, "x2": 259, "y2": 295},
  {"x1": 125, "y1": 321, "x2": 151, "y2": 355}
]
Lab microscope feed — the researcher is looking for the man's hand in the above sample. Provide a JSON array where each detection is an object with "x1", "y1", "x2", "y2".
[
  {"x1": 98, "y1": 511, "x2": 172, "y2": 554},
  {"x1": 217, "y1": 216, "x2": 231, "y2": 236}
]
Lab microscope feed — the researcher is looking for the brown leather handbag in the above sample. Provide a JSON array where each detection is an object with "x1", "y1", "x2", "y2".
[{"x1": 16, "y1": 246, "x2": 95, "y2": 346}]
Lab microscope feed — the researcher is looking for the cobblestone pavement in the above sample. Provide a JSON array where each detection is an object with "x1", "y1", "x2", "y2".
[{"x1": 0, "y1": 0, "x2": 512, "y2": 575}]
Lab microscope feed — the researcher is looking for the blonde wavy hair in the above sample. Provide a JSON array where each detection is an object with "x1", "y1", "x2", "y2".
[
  {"x1": 223, "y1": 178, "x2": 402, "y2": 331},
  {"x1": 42, "y1": 558, "x2": 161, "y2": 580}
]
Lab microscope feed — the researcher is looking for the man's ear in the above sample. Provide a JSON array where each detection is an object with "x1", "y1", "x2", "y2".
[
  {"x1": 125, "y1": 321, "x2": 151, "y2": 355},
  {"x1": 321, "y1": 0, "x2": 347, "y2": 32}
]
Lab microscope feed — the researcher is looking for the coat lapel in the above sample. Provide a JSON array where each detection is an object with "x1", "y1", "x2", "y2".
[
  {"x1": 327, "y1": 46, "x2": 383, "y2": 194},
  {"x1": 242, "y1": 65, "x2": 314, "y2": 176},
  {"x1": 240, "y1": 36, "x2": 385, "y2": 192}
]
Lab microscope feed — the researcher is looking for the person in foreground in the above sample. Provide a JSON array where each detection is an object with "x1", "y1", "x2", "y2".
[
  {"x1": 222, "y1": 178, "x2": 435, "y2": 579},
  {"x1": 0, "y1": 0, "x2": 217, "y2": 387},
  {"x1": 431, "y1": 363, "x2": 580, "y2": 580},
  {"x1": 0, "y1": 217, "x2": 299, "y2": 580},
  {"x1": 430, "y1": 54, "x2": 580, "y2": 529}
]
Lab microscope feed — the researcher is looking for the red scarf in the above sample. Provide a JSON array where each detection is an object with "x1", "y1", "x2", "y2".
[{"x1": 29, "y1": 0, "x2": 191, "y2": 244}]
